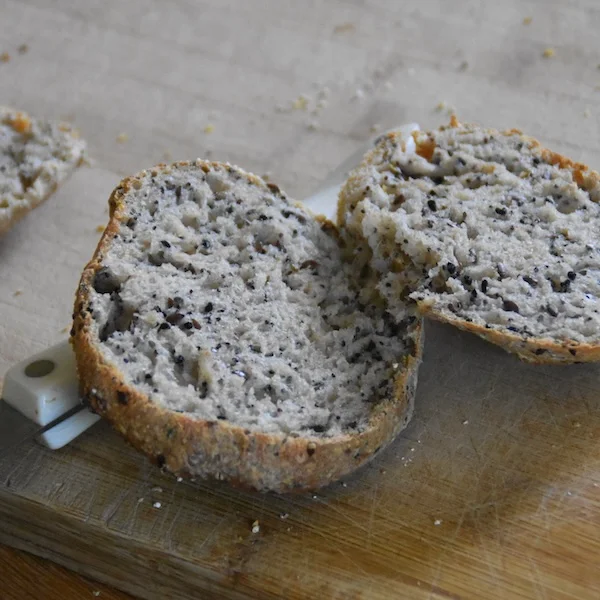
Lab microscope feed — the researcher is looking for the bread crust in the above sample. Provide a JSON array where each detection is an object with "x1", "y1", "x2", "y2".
[
  {"x1": 338, "y1": 119, "x2": 600, "y2": 365},
  {"x1": 71, "y1": 160, "x2": 423, "y2": 492}
]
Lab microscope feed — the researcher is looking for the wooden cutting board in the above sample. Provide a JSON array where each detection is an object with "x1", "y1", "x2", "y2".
[
  {"x1": 1, "y1": 322, "x2": 600, "y2": 600},
  {"x1": 2, "y1": 0, "x2": 600, "y2": 598}
]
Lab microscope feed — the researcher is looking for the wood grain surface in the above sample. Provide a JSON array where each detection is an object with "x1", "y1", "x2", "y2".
[{"x1": 1, "y1": 0, "x2": 600, "y2": 598}]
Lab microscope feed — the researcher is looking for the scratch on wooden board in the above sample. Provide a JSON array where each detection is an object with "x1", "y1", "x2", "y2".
[
  {"x1": 527, "y1": 556, "x2": 549, "y2": 600},
  {"x1": 19, "y1": 449, "x2": 44, "y2": 493},
  {"x1": 164, "y1": 500, "x2": 183, "y2": 553},
  {"x1": 1, "y1": 444, "x2": 36, "y2": 487},
  {"x1": 365, "y1": 483, "x2": 380, "y2": 550},
  {"x1": 192, "y1": 514, "x2": 228, "y2": 555},
  {"x1": 102, "y1": 488, "x2": 129, "y2": 527},
  {"x1": 311, "y1": 497, "x2": 371, "y2": 535},
  {"x1": 83, "y1": 481, "x2": 99, "y2": 523}
]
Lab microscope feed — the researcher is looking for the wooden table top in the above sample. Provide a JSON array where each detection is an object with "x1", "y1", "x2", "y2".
[{"x1": 2, "y1": 0, "x2": 600, "y2": 598}]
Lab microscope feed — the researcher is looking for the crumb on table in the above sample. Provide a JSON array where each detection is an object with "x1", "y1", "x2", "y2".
[
  {"x1": 0, "y1": 52, "x2": 10, "y2": 63},
  {"x1": 333, "y1": 22, "x2": 356, "y2": 34},
  {"x1": 116, "y1": 133, "x2": 129, "y2": 143},
  {"x1": 543, "y1": 47, "x2": 555, "y2": 58},
  {"x1": 523, "y1": 16, "x2": 532, "y2": 25}
]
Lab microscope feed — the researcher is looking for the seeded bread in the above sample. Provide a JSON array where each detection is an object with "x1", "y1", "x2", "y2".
[
  {"x1": 71, "y1": 160, "x2": 422, "y2": 492},
  {"x1": 338, "y1": 117, "x2": 600, "y2": 364},
  {"x1": 0, "y1": 106, "x2": 86, "y2": 235}
]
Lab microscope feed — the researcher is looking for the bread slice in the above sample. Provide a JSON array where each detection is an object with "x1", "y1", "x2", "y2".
[
  {"x1": 0, "y1": 106, "x2": 86, "y2": 235},
  {"x1": 338, "y1": 117, "x2": 600, "y2": 364},
  {"x1": 71, "y1": 160, "x2": 422, "y2": 492}
]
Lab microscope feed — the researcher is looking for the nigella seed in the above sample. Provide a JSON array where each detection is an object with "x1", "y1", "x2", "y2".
[
  {"x1": 204, "y1": 302, "x2": 214, "y2": 313},
  {"x1": 182, "y1": 321, "x2": 193, "y2": 330},
  {"x1": 495, "y1": 207, "x2": 507, "y2": 216},
  {"x1": 174, "y1": 355, "x2": 185, "y2": 366},
  {"x1": 427, "y1": 199, "x2": 437, "y2": 211},
  {"x1": 166, "y1": 312, "x2": 184, "y2": 324},
  {"x1": 502, "y1": 300, "x2": 519, "y2": 313},
  {"x1": 160, "y1": 240, "x2": 171, "y2": 248},
  {"x1": 463, "y1": 274, "x2": 472, "y2": 286},
  {"x1": 481, "y1": 279, "x2": 488, "y2": 293},
  {"x1": 567, "y1": 271, "x2": 576, "y2": 281},
  {"x1": 446, "y1": 262, "x2": 456, "y2": 274},
  {"x1": 158, "y1": 322, "x2": 170, "y2": 331},
  {"x1": 546, "y1": 305, "x2": 558, "y2": 318},
  {"x1": 523, "y1": 275, "x2": 537, "y2": 287}
]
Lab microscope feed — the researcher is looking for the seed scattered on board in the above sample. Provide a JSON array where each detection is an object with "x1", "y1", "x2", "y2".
[
  {"x1": 251, "y1": 520, "x2": 260, "y2": 534},
  {"x1": 543, "y1": 48, "x2": 555, "y2": 58},
  {"x1": 434, "y1": 519, "x2": 442, "y2": 526},
  {"x1": 116, "y1": 133, "x2": 129, "y2": 143},
  {"x1": 523, "y1": 16, "x2": 532, "y2": 25},
  {"x1": 153, "y1": 501, "x2": 162, "y2": 509}
]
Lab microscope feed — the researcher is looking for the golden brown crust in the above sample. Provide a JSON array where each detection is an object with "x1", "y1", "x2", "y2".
[
  {"x1": 71, "y1": 160, "x2": 423, "y2": 493},
  {"x1": 338, "y1": 119, "x2": 600, "y2": 365}
]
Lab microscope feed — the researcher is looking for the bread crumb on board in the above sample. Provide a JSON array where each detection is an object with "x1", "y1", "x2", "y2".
[
  {"x1": 292, "y1": 95, "x2": 309, "y2": 111},
  {"x1": 0, "y1": 52, "x2": 10, "y2": 63},
  {"x1": 95, "y1": 225, "x2": 105, "y2": 233},
  {"x1": 251, "y1": 520, "x2": 260, "y2": 534},
  {"x1": 153, "y1": 501, "x2": 162, "y2": 509},
  {"x1": 203, "y1": 124, "x2": 215, "y2": 134},
  {"x1": 116, "y1": 133, "x2": 129, "y2": 143},
  {"x1": 523, "y1": 16, "x2": 533, "y2": 25},
  {"x1": 543, "y1": 48, "x2": 555, "y2": 58},
  {"x1": 279, "y1": 512, "x2": 289, "y2": 520},
  {"x1": 18, "y1": 44, "x2": 28, "y2": 54},
  {"x1": 333, "y1": 22, "x2": 356, "y2": 34},
  {"x1": 13, "y1": 289, "x2": 22, "y2": 296},
  {"x1": 92, "y1": 592, "x2": 101, "y2": 597},
  {"x1": 434, "y1": 519, "x2": 443, "y2": 526}
]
